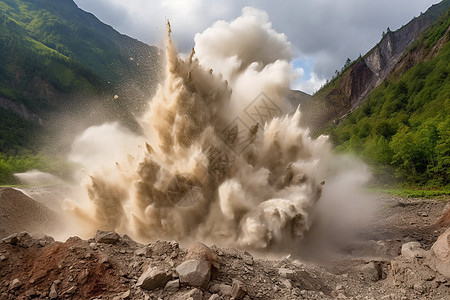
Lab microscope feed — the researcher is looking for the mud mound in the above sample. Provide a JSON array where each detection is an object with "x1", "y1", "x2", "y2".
[{"x1": 0, "y1": 188, "x2": 59, "y2": 238}]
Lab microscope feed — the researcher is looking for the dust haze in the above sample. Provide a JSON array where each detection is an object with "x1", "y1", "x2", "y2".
[{"x1": 19, "y1": 8, "x2": 374, "y2": 252}]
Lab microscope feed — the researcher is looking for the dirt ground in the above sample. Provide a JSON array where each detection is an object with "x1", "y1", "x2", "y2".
[{"x1": 0, "y1": 187, "x2": 449, "y2": 299}]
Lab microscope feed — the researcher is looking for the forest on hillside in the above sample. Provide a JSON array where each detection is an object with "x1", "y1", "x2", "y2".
[{"x1": 326, "y1": 11, "x2": 450, "y2": 188}]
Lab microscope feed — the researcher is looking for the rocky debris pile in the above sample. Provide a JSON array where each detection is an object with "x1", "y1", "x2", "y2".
[
  {"x1": 0, "y1": 188, "x2": 60, "y2": 239},
  {"x1": 387, "y1": 231, "x2": 450, "y2": 299},
  {"x1": 0, "y1": 230, "x2": 332, "y2": 300},
  {"x1": 0, "y1": 226, "x2": 449, "y2": 299}
]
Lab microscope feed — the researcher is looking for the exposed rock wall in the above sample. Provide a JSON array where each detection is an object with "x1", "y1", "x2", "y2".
[{"x1": 349, "y1": 15, "x2": 431, "y2": 108}]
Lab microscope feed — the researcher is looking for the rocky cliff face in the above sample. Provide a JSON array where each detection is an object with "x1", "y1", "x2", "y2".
[
  {"x1": 352, "y1": 16, "x2": 432, "y2": 108},
  {"x1": 307, "y1": 1, "x2": 449, "y2": 132}
]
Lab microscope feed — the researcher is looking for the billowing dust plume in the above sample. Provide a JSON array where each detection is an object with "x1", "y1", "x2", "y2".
[{"x1": 67, "y1": 8, "x2": 371, "y2": 250}]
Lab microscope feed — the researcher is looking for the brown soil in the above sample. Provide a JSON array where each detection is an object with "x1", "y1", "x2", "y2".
[{"x1": 0, "y1": 188, "x2": 60, "y2": 239}]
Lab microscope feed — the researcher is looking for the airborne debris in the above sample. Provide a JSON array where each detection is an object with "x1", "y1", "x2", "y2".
[{"x1": 68, "y1": 8, "x2": 365, "y2": 252}]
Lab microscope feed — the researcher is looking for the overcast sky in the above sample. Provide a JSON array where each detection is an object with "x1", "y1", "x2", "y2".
[{"x1": 73, "y1": 0, "x2": 440, "y2": 94}]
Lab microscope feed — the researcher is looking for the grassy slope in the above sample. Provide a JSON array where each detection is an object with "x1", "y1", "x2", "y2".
[
  {"x1": 325, "y1": 10, "x2": 450, "y2": 188},
  {"x1": 0, "y1": 0, "x2": 106, "y2": 154}
]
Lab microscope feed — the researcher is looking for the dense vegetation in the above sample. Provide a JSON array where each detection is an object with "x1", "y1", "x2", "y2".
[{"x1": 326, "y1": 10, "x2": 450, "y2": 188}]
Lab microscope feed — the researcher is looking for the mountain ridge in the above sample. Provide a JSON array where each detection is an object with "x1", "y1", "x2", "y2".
[{"x1": 0, "y1": 0, "x2": 162, "y2": 154}]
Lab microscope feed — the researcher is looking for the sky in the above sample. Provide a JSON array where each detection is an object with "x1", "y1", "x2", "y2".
[{"x1": 73, "y1": 0, "x2": 440, "y2": 94}]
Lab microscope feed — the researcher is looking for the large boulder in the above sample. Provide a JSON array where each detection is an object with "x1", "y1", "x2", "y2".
[
  {"x1": 176, "y1": 259, "x2": 211, "y2": 289},
  {"x1": 95, "y1": 230, "x2": 121, "y2": 244},
  {"x1": 185, "y1": 242, "x2": 220, "y2": 270},
  {"x1": 431, "y1": 227, "x2": 450, "y2": 278}
]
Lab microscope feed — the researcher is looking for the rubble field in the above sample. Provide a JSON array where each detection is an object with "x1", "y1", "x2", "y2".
[{"x1": 0, "y1": 188, "x2": 449, "y2": 300}]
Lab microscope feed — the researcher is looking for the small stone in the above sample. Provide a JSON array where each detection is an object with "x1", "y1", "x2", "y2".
[
  {"x1": 218, "y1": 284, "x2": 232, "y2": 296},
  {"x1": 120, "y1": 290, "x2": 131, "y2": 300},
  {"x1": 231, "y1": 279, "x2": 246, "y2": 300},
  {"x1": 152, "y1": 240, "x2": 174, "y2": 256},
  {"x1": 358, "y1": 262, "x2": 381, "y2": 282},
  {"x1": 413, "y1": 284, "x2": 425, "y2": 294},
  {"x1": 165, "y1": 279, "x2": 180, "y2": 293},
  {"x1": 2, "y1": 233, "x2": 19, "y2": 245},
  {"x1": 278, "y1": 268, "x2": 296, "y2": 279},
  {"x1": 208, "y1": 295, "x2": 221, "y2": 300},
  {"x1": 137, "y1": 267, "x2": 171, "y2": 290},
  {"x1": 95, "y1": 230, "x2": 121, "y2": 244},
  {"x1": 210, "y1": 284, "x2": 220, "y2": 294},
  {"x1": 9, "y1": 278, "x2": 22, "y2": 290},
  {"x1": 401, "y1": 242, "x2": 424, "y2": 258},
  {"x1": 292, "y1": 288, "x2": 301, "y2": 296},
  {"x1": 65, "y1": 286, "x2": 76, "y2": 294},
  {"x1": 0, "y1": 255, "x2": 6, "y2": 261},
  {"x1": 49, "y1": 283, "x2": 58, "y2": 299},
  {"x1": 25, "y1": 288, "x2": 36, "y2": 297},
  {"x1": 89, "y1": 243, "x2": 97, "y2": 249},
  {"x1": 134, "y1": 247, "x2": 147, "y2": 257},
  {"x1": 181, "y1": 288, "x2": 203, "y2": 300},
  {"x1": 280, "y1": 278, "x2": 292, "y2": 289},
  {"x1": 337, "y1": 293, "x2": 347, "y2": 299},
  {"x1": 243, "y1": 255, "x2": 254, "y2": 266}
]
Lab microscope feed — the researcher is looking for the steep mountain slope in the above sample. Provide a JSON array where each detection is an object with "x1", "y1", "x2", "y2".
[
  {"x1": 0, "y1": 0, "x2": 162, "y2": 154},
  {"x1": 301, "y1": 0, "x2": 450, "y2": 133},
  {"x1": 326, "y1": 8, "x2": 450, "y2": 187}
]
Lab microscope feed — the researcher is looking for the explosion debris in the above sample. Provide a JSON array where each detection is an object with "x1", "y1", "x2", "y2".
[{"x1": 68, "y1": 9, "x2": 370, "y2": 250}]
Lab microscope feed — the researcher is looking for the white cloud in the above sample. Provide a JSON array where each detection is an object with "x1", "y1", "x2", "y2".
[
  {"x1": 294, "y1": 67, "x2": 305, "y2": 78},
  {"x1": 293, "y1": 72, "x2": 327, "y2": 95},
  {"x1": 73, "y1": 0, "x2": 440, "y2": 81}
]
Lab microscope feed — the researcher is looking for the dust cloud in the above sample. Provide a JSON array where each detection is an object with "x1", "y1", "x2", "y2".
[{"x1": 62, "y1": 8, "x2": 372, "y2": 250}]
